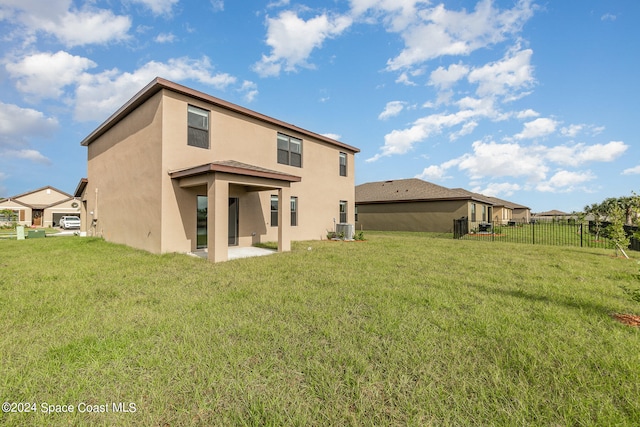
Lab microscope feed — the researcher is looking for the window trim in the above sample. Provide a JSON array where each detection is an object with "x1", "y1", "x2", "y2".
[
  {"x1": 339, "y1": 152, "x2": 347, "y2": 177},
  {"x1": 277, "y1": 133, "x2": 302, "y2": 167},
  {"x1": 339, "y1": 200, "x2": 347, "y2": 223},
  {"x1": 187, "y1": 105, "x2": 210, "y2": 149}
]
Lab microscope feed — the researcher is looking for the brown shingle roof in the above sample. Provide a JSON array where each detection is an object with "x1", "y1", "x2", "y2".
[
  {"x1": 169, "y1": 160, "x2": 301, "y2": 182},
  {"x1": 356, "y1": 178, "x2": 488, "y2": 204},
  {"x1": 451, "y1": 189, "x2": 529, "y2": 209}
]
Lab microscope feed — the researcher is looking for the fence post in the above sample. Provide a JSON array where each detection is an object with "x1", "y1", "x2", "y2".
[
  {"x1": 532, "y1": 220, "x2": 535, "y2": 245},
  {"x1": 580, "y1": 222, "x2": 583, "y2": 247}
]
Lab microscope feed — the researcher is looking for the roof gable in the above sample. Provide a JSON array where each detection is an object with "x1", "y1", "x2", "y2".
[{"x1": 9, "y1": 186, "x2": 73, "y2": 208}]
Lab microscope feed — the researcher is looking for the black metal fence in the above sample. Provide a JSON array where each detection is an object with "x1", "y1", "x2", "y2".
[{"x1": 453, "y1": 218, "x2": 640, "y2": 251}]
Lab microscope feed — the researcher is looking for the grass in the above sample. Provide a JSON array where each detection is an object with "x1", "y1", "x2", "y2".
[{"x1": 1, "y1": 232, "x2": 639, "y2": 426}]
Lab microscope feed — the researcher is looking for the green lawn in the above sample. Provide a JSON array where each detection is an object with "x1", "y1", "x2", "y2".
[{"x1": 1, "y1": 232, "x2": 639, "y2": 426}]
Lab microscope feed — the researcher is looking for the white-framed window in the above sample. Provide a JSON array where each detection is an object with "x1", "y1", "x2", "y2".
[
  {"x1": 277, "y1": 133, "x2": 302, "y2": 167},
  {"x1": 339, "y1": 200, "x2": 347, "y2": 223},
  {"x1": 339, "y1": 152, "x2": 347, "y2": 176},
  {"x1": 188, "y1": 105, "x2": 209, "y2": 148}
]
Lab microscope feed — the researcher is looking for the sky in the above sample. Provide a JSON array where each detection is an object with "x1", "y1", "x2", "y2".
[{"x1": 0, "y1": 0, "x2": 638, "y2": 213}]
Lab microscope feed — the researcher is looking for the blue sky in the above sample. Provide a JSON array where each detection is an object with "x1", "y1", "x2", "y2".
[{"x1": 0, "y1": 0, "x2": 638, "y2": 213}]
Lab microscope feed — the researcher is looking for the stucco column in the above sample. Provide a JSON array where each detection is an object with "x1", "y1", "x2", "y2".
[
  {"x1": 207, "y1": 174, "x2": 229, "y2": 262},
  {"x1": 277, "y1": 186, "x2": 291, "y2": 253}
]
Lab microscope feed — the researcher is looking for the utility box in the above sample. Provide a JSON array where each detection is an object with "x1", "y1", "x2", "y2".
[{"x1": 27, "y1": 229, "x2": 46, "y2": 239}]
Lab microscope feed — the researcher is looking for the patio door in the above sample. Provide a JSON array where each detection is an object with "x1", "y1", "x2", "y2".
[
  {"x1": 197, "y1": 196, "x2": 239, "y2": 249},
  {"x1": 228, "y1": 198, "x2": 239, "y2": 246},
  {"x1": 196, "y1": 196, "x2": 207, "y2": 249}
]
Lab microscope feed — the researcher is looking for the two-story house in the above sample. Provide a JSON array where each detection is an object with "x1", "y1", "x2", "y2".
[{"x1": 78, "y1": 78, "x2": 359, "y2": 262}]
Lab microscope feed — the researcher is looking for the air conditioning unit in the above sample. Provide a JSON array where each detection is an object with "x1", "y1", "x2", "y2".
[{"x1": 336, "y1": 223, "x2": 354, "y2": 240}]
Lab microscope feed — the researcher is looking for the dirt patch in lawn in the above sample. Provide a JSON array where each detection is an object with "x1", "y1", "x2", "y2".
[{"x1": 611, "y1": 313, "x2": 640, "y2": 327}]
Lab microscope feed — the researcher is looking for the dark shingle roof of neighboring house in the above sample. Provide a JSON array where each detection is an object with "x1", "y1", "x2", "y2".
[
  {"x1": 451, "y1": 189, "x2": 530, "y2": 210},
  {"x1": 534, "y1": 210, "x2": 570, "y2": 217},
  {"x1": 356, "y1": 179, "x2": 493, "y2": 204}
]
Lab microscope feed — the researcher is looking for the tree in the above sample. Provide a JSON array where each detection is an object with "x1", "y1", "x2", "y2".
[
  {"x1": 584, "y1": 202, "x2": 608, "y2": 240},
  {"x1": 606, "y1": 204, "x2": 630, "y2": 257}
]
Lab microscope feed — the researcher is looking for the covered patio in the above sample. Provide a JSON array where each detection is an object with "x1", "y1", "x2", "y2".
[{"x1": 169, "y1": 160, "x2": 301, "y2": 262}]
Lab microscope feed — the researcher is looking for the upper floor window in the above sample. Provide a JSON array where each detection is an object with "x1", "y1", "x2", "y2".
[
  {"x1": 188, "y1": 105, "x2": 209, "y2": 149},
  {"x1": 277, "y1": 133, "x2": 302, "y2": 167},
  {"x1": 339, "y1": 152, "x2": 347, "y2": 177}
]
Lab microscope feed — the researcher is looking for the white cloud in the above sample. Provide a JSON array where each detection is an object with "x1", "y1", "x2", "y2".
[
  {"x1": 516, "y1": 109, "x2": 539, "y2": 119},
  {"x1": 368, "y1": 96, "x2": 503, "y2": 161},
  {"x1": 2, "y1": 149, "x2": 50, "y2": 165},
  {"x1": 473, "y1": 182, "x2": 521, "y2": 197},
  {"x1": 239, "y1": 80, "x2": 258, "y2": 102},
  {"x1": 449, "y1": 121, "x2": 477, "y2": 141},
  {"x1": 74, "y1": 57, "x2": 237, "y2": 122},
  {"x1": 0, "y1": 103, "x2": 57, "y2": 166},
  {"x1": 545, "y1": 141, "x2": 628, "y2": 166},
  {"x1": 396, "y1": 72, "x2": 416, "y2": 86},
  {"x1": 253, "y1": 10, "x2": 352, "y2": 77},
  {"x1": 415, "y1": 164, "x2": 449, "y2": 181},
  {"x1": 0, "y1": 1, "x2": 131, "y2": 46},
  {"x1": 514, "y1": 117, "x2": 558, "y2": 139},
  {"x1": 378, "y1": 101, "x2": 406, "y2": 120},
  {"x1": 601, "y1": 13, "x2": 616, "y2": 22},
  {"x1": 210, "y1": 0, "x2": 224, "y2": 12},
  {"x1": 130, "y1": 0, "x2": 179, "y2": 15},
  {"x1": 468, "y1": 47, "x2": 534, "y2": 100},
  {"x1": 321, "y1": 133, "x2": 342, "y2": 141},
  {"x1": 0, "y1": 102, "x2": 59, "y2": 147},
  {"x1": 31, "y1": 8, "x2": 131, "y2": 47},
  {"x1": 536, "y1": 170, "x2": 595, "y2": 193},
  {"x1": 560, "y1": 124, "x2": 584, "y2": 138},
  {"x1": 155, "y1": 33, "x2": 176, "y2": 43},
  {"x1": 385, "y1": 0, "x2": 535, "y2": 70},
  {"x1": 622, "y1": 165, "x2": 640, "y2": 175},
  {"x1": 457, "y1": 139, "x2": 548, "y2": 181},
  {"x1": 350, "y1": 0, "x2": 428, "y2": 32},
  {"x1": 6, "y1": 51, "x2": 97, "y2": 98},
  {"x1": 429, "y1": 62, "x2": 469, "y2": 90}
]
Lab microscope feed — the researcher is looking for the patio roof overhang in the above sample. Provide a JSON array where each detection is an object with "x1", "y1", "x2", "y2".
[{"x1": 169, "y1": 160, "x2": 301, "y2": 190}]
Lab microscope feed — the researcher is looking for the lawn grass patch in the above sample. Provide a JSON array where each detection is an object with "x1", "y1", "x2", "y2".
[{"x1": 1, "y1": 232, "x2": 639, "y2": 425}]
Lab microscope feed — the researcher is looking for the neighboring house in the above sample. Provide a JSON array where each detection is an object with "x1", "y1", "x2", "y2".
[
  {"x1": 532, "y1": 210, "x2": 575, "y2": 222},
  {"x1": 0, "y1": 186, "x2": 81, "y2": 227},
  {"x1": 355, "y1": 178, "x2": 495, "y2": 233},
  {"x1": 452, "y1": 190, "x2": 531, "y2": 224},
  {"x1": 77, "y1": 77, "x2": 359, "y2": 262}
]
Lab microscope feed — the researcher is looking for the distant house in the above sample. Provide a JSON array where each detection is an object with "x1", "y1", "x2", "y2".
[
  {"x1": 532, "y1": 210, "x2": 575, "y2": 222},
  {"x1": 452, "y1": 189, "x2": 531, "y2": 224},
  {"x1": 355, "y1": 178, "x2": 496, "y2": 233},
  {"x1": 0, "y1": 186, "x2": 81, "y2": 227},
  {"x1": 77, "y1": 78, "x2": 359, "y2": 262}
]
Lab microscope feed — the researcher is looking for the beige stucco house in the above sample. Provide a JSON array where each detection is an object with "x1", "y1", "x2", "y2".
[
  {"x1": 0, "y1": 186, "x2": 81, "y2": 227},
  {"x1": 355, "y1": 179, "x2": 496, "y2": 233},
  {"x1": 452, "y1": 190, "x2": 531, "y2": 225},
  {"x1": 77, "y1": 78, "x2": 359, "y2": 262}
]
